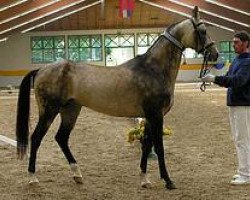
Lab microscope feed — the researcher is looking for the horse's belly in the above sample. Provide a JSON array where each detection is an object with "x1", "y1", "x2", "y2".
[
  {"x1": 76, "y1": 95, "x2": 144, "y2": 117},
  {"x1": 92, "y1": 104, "x2": 143, "y2": 117}
]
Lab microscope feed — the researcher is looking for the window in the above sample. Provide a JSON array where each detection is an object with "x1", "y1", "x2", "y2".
[
  {"x1": 68, "y1": 35, "x2": 102, "y2": 62},
  {"x1": 31, "y1": 36, "x2": 65, "y2": 63},
  {"x1": 105, "y1": 34, "x2": 135, "y2": 66},
  {"x1": 218, "y1": 41, "x2": 235, "y2": 63},
  {"x1": 137, "y1": 33, "x2": 159, "y2": 55}
]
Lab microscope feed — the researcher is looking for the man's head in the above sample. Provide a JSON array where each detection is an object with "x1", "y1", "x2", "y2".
[{"x1": 233, "y1": 31, "x2": 250, "y2": 54}]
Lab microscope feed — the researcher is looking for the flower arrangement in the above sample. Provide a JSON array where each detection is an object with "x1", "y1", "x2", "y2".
[{"x1": 127, "y1": 119, "x2": 172, "y2": 143}]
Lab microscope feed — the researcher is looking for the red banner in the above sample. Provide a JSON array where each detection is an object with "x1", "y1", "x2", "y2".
[{"x1": 119, "y1": 0, "x2": 135, "y2": 18}]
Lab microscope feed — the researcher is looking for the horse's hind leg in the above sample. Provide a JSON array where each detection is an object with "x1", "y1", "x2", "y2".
[
  {"x1": 55, "y1": 101, "x2": 82, "y2": 184},
  {"x1": 28, "y1": 105, "x2": 59, "y2": 185}
]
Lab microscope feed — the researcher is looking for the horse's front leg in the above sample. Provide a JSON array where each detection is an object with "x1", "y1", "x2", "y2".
[
  {"x1": 151, "y1": 112, "x2": 176, "y2": 189},
  {"x1": 140, "y1": 120, "x2": 153, "y2": 188}
]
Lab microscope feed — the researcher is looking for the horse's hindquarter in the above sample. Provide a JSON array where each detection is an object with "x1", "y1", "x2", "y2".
[{"x1": 73, "y1": 65, "x2": 144, "y2": 117}]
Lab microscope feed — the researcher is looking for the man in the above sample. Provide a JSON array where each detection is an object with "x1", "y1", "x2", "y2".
[{"x1": 202, "y1": 31, "x2": 250, "y2": 185}]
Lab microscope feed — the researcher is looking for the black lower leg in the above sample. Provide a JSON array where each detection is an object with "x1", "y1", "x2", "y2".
[
  {"x1": 28, "y1": 116, "x2": 55, "y2": 173},
  {"x1": 55, "y1": 126, "x2": 76, "y2": 164},
  {"x1": 56, "y1": 102, "x2": 81, "y2": 165},
  {"x1": 140, "y1": 120, "x2": 153, "y2": 173},
  {"x1": 151, "y1": 113, "x2": 176, "y2": 189}
]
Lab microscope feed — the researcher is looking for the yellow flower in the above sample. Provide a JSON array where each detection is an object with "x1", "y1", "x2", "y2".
[{"x1": 127, "y1": 119, "x2": 172, "y2": 143}]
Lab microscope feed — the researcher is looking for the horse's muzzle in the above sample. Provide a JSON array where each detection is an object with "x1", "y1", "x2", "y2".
[
  {"x1": 207, "y1": 51, "x2": 219, "y2": 62},
  {"x1": 205, "y1": 42, "x2": 219, "y2": 62}
]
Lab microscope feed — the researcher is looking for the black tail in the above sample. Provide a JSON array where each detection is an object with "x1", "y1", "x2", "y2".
[{"x1": 16, "y1": 70, "x2": 39, "y2": 158}]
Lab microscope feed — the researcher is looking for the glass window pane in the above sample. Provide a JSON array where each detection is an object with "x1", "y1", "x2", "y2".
[
  {"x1": 137, "y1": 46, "x2": 149, "y2": 55},
  {"x1": 120, "y1": 34, "x2": 134, "y2": 47},
  {"x1": 230, "y1": 41, "x2": 234, "y2": 52},
  {"x1": 32, "y1": 50, "x2": 43, "y2": 63},
  {"x1": 91, "y1": 35, "x2": 101, "y2": 47},
  {"x1": 69, "y1": 48, "x2": 79, "y2": 61},
  {"x1": 79, "y1": 48, "x2": 91, "y2": 61},
  {"x1": 219, "y1": 41, "x2": 230, "y2": 53},
  {"x1": 137, "y1": 34, "x2": 148, "y2": 47},
  {"x1": 148, "y1": 33, "x2": 159, "y2": 45},
  {"x1": 184, "y1": 48, "x2": 196, "y2": 58},
  {"x1": 80, "y1": 36, "x2": 90, "y2": 47},
  {"x1": 106, "y1": 47, "x2": 134, "y2": 66},
  {"x1": 91, "y1": 48, "x2": 102, "y2": 61},
  {"x1": 54, "y1": 36, "x2": 65, "y2": 49},
  {"x1": 43, "y1": 37, "x2": 53, "y2": 49},
  {"x1": 31, "y1": 37, "x2": 42, "y2": 49},
  {"x1": 230, "y1": 53, "x2": 236, "y2": 62},
  {"x1": 219, "y1": 53, "x2": 230, "y2": 62},
  {"x1": 54, "y1": 49, "x2": 65, "y2": 61},
  {"x1": 43, "y1": 49, "x2": 54, "y2": 62},
  {"x1": 68, "y1": 36, "x2": 79, "y2": 48},
  {"x1": 105, "y1": 35, "x2": 119, "y2": 47}
]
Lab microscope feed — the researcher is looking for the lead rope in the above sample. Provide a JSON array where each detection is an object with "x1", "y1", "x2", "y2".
[{"x1": 199, "y1": 52, "x2": 210, "y2": 92}]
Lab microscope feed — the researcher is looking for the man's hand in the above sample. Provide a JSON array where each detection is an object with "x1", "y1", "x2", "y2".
[{"x1": 201, "y1": 74, "x2": 215, "y2": 83}]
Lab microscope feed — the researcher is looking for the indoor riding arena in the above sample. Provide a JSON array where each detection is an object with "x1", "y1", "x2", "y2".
[{"x1": 0, "y1": 1, "x2": 249, "y2": 200}]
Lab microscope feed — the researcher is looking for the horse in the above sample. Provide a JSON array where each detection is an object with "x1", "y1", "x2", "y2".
[{"x1": 16, "y1": 6, "x2": 218, "y2": 189}]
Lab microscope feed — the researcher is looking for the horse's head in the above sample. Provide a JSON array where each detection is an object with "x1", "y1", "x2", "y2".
[{"x1": 168, "y1": 6, "x2": 219, "y2": 62}]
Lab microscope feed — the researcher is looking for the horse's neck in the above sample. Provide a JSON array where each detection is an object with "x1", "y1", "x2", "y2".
[
  {"x1": 147, "y1": 37, "x2": 182, "y2": 87},
  {"x1": 170, "y1": 19, "x2": 192, "y2": 48}
]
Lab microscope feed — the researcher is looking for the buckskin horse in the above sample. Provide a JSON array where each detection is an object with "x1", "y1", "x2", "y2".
[{"x1": 16, "y1": 6, "x2": 218, "y2": 189}]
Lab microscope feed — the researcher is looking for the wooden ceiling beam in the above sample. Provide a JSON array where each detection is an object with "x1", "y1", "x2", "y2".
[
  {"x1": 0, "y1": 0, "x2": 95, "y2": 33},
  {"x1": 0, "y1": 0, "x2": 29, "y2": 11},
  {"x1": 0, "y1": 0, "x2": 100, "y2": 39},
  {"x1": 0, "y1": 0, "x2": 58, "y2": 22},
  {"x1": 175, "y1": 0, "x2": 250, "y2": 26},
  {"x1": 0, "y1": 0, "x2": 18, "y2": 6},
  {"x1": 211, "y1": 0, "x2": 250, "y2": 14},
  {"x1": 141, "y1": 0, "x2": 249, "y2": 32}
]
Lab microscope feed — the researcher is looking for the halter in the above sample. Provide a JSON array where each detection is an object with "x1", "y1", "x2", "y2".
[
  {"x1": 162, "y1": 31, "x2": 185, "y2": 51},
  {"x1": 162, "y1": 19, "x2": 214, "y2": 53}
]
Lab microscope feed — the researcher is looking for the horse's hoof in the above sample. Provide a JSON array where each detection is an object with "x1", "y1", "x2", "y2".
[
  {"x1": 141, "y1": 181, "x2": 152, "y2": 188},
  {"x1": 73, "y1": 176, "x2": 83, "y2": 184},
  {"x1": 28, "y1": 173, "x2": 39, "y2": 186},
  {"x1": 29, "y1": 179, "x2": 39, "y2": 186},
  {"x1": 165, "y1": 182, "x2": 177, "y2": 190}
]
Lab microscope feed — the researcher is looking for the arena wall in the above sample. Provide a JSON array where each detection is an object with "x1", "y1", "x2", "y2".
[{"x1": 0, "y1": 26, "x2": 233, "y2": 87}]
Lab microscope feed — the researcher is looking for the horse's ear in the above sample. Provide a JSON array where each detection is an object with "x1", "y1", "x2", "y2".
[{"x1": 193, "y1": 6, "x2": 200, "y2": 21}]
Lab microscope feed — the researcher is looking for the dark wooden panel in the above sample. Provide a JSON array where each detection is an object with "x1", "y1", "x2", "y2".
[{"x1": 36, "y1": 0, "x2": 184, "y2": 31}]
